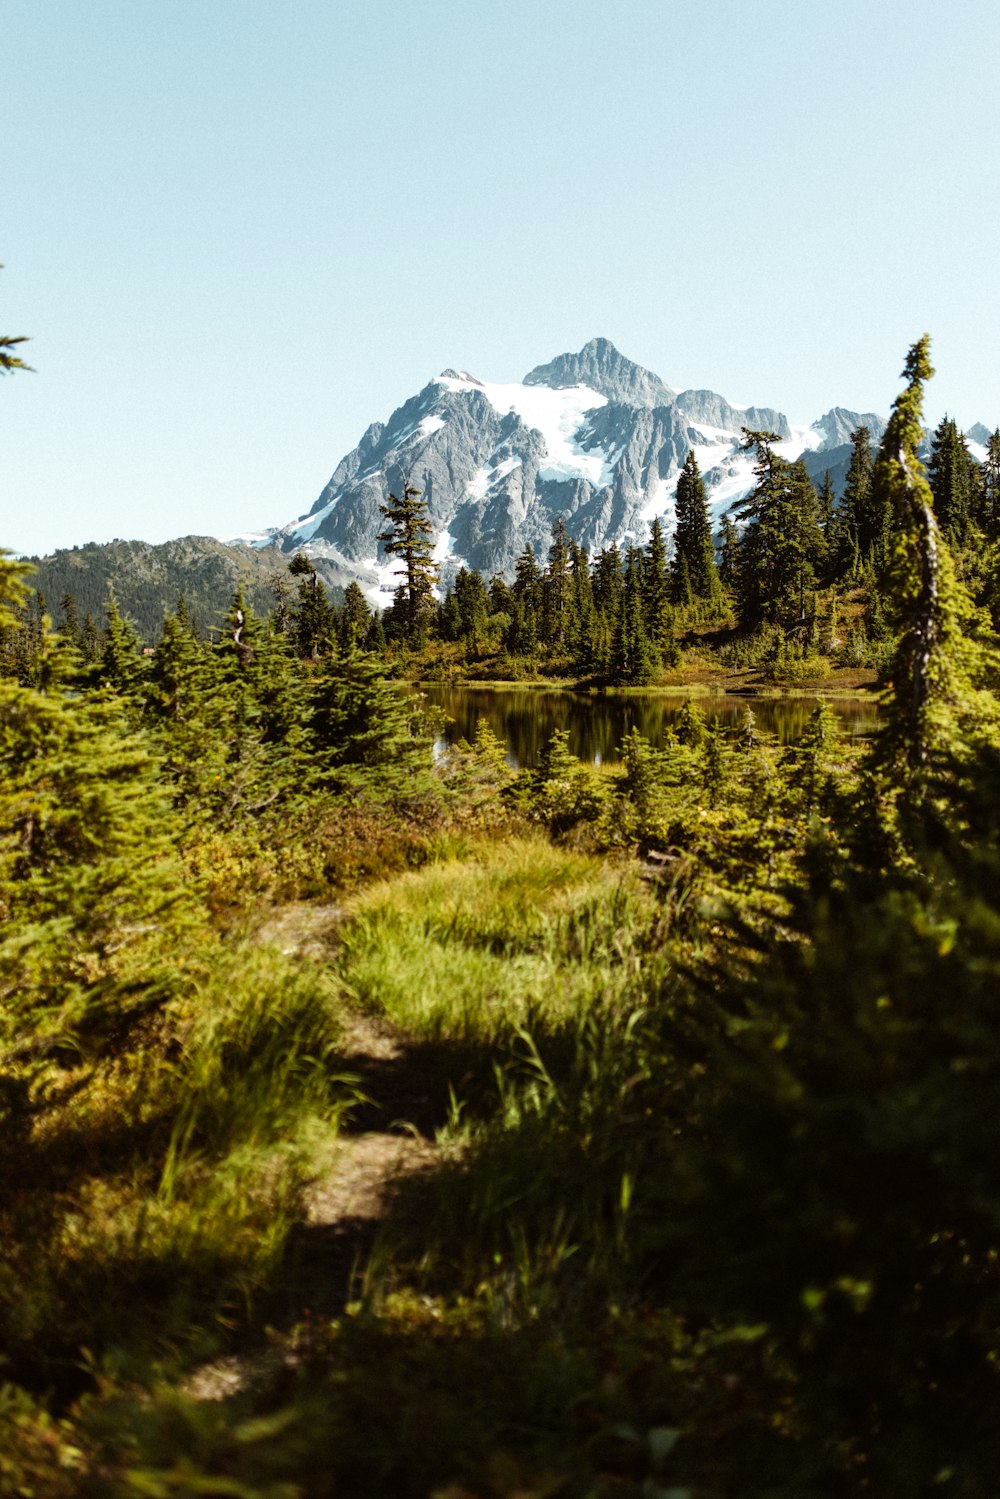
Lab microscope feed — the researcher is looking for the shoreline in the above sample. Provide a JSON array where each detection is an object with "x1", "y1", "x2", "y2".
[{"x1": 413, "y1": 675, "x2": 882, "y2": 703}]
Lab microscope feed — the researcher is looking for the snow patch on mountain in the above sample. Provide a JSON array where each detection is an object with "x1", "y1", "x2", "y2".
[
  {"x1": 437, "y1": 373, "x2": 610, "y2": 485},
  {"x1": 776, "y1": 425, "x2": 825, "y2": 462},
  {"x1": 640, "y1": 474, "x2": 680, "y2": 528},
  {"x1": 467, "y1": 455, "x2": 522, "y2": 501}
]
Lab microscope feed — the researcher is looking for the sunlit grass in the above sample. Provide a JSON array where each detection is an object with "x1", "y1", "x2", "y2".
[
  {"x1": 338, "y1": 834, "x2": 659, "y2": 1042},
  {"x1": 0, "y1": 941, "x2": 358, "y2": 1383}
]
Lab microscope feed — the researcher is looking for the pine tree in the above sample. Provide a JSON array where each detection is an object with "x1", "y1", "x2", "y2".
[
  {"x1": 378, "y1": 483, "x2": 439, "y2": 644},
  {"x1": 439, "y1": 586, "x2": 462, "y2": 642},
  {"x1": 508, "y1": 545, "x2": 543, "y2": 656},
  {"x1": 567, "y1": 543, "x2": 595, "y2": 673},
  {"x1": 57, "y1": 593, "x2": 81, "y2": 648},
  {"x1": 307, "y1": 646, "x2": 433, "y2": 797},
  {"x1": 591, "y1": 542, "x2": 624, "y2": 621}
]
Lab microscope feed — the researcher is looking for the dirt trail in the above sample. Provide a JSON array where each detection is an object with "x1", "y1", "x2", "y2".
[{"x1": 187, "y1": 908, "x2": 454, "y2": 1401}]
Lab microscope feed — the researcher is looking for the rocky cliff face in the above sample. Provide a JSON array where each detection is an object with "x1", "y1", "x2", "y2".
[{"x1": 257, "y1": 338, "x2": 895, "y2": 604}]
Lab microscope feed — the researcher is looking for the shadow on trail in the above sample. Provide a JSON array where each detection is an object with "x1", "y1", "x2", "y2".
[{"x1": 257, "y1": 1027, "x2": 495, "y2": 1332}]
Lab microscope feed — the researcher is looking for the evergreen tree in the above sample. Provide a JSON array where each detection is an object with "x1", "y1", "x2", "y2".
[
  {"x1": 438, "y1": 586, "x2": 462, "y2": 643},
  {"x1": 841, "y1": 425, "x2": 877, "y2": 566},
  {"x1": 874, "y1": 337, "x2": 1000, "y2": 787},
  {"x1": 0, "y1": 581, "x2": 187, "y2": 1057},
  {"x1": 542, "y1": 517, "x2": 572, "y2": 650},
  {"x1": 591, "y1": 542, "x2": 624, "y2": 620},
  {"x1": 717, "y1": 514, "x2": 739, "y2": 593},
  {"x1": 100, "y1": 591, "x2": 145, "y2": 698},
  {"x1": 307, "y1": 646, "x2": 433, "y2": 797},
  {"x1": 289, "y1": 554, "x2": 335, "y2": 660},
  {"x1": 643, "y1": 517, "x2": 674, "y2": 657},
  {"x1": 567, "y1": 543, "x2": 595, "y2": 673},
  {"x1": 364, "y1": 608, "x2": 387, "y2": 653},
  {"x1": 611, "y1": 545, "x2": 654, "y2": 683},
  {"x1": 508, "y1": 545, "x2": 543, "y2": 656},
  {"x1": 671, "y1": 452, "x2": 718, "y2": 601},
  {"x1": 927, "y1": 416, "x2": 978, "y2": 545},
  {"x1": 734, "y1": 433, "x2": 823, "y2": 631},
  {"x1": 57, "y1": 593, "x2": 81, "y2": 648},
  {"x1": 378, "y1": 483, "x2": 439, "y2": 644},
  {"x1": 977, "y1": 428, "x2": 1000, "y2": 537},
  {"x1": 454, "y1": 567, "x2": 490, "y2": 653},
  {"x1": 339, "y1": 580, "x2": 373, "y2": 650},
  {"x1": 80, "y1": 611, "x2": 101, "y2": 665},
  {"x1": 488, "y1": 575, "x2": 513, "y2": 619}
]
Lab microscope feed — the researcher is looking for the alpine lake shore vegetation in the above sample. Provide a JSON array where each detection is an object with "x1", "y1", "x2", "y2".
[{"x1": 3, "y1": 340, "x2": 1000, "y2": 1495}]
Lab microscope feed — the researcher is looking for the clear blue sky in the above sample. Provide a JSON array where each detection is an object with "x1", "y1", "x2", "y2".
[{"x1": 4, "y1": 0, "x2": 1000, "y2": 557}]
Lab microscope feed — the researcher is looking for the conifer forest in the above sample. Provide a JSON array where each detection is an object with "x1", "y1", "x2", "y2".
[{"x1": 5, "y1": 336, "x2": 1000, "y2": 1496}]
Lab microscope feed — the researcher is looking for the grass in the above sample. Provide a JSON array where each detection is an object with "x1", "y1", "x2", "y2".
[
  {"x1": 337, "y1": 835, "x2": 659, "y2": 1043},
  {"x1": 0, "y1": 939, "x2": 358, "y2": 1394}
]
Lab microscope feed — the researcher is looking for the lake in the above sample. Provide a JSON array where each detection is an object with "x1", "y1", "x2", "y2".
[{"x1": 422, "y1": 683, "x2": 883, "y2": 769}]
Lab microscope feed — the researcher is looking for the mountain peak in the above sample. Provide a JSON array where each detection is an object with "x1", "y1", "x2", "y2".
[{"x1": 523, "y1": 338, "x2": 676, "y2": 408}]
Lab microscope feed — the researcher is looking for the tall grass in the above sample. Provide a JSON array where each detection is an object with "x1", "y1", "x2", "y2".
[
  {"x1": 337, "y1": 835, "x2": 660, "y2": 1042},
  {"x1": 0, "y1": 942, "x2": 358, "y2": 1385}
]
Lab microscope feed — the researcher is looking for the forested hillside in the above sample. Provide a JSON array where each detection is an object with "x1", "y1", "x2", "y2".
[
  {"x1": 24, "y1": 535, "x2": 346, "y2": 645},
  {"x1": 3, "y1": 340, "x2": 1000, "y2": 1496}
]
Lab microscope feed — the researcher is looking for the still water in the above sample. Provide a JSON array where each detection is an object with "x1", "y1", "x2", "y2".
[{"x1": 423, "y1": 684, "x2": 883, "y2": 770}]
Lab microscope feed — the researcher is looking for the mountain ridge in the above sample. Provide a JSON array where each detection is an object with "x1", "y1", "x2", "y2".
[{"x1": 252, "y1": 338, "x2": 901, "y2": 604}]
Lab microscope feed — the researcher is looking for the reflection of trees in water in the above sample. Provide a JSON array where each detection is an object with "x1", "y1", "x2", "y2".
[{"x1": 424, "y1": 686, "x2": 882, "y2": 769}]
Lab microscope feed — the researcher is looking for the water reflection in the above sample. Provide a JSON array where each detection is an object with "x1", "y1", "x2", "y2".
[{"x1": 423, "y1": 684, "x2": 883, "y2": 769}]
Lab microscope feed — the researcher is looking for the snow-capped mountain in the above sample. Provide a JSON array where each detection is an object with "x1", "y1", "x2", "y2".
[{"x1": 249, "y1": 337, "x2": 892, "y2": 605}]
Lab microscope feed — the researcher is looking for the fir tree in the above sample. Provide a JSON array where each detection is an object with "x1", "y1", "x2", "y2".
[
  {"x1": 874, "y1": 337, "x2": 1000, "y2": 787},
  {"x1": 289, "y1": 554, "x2": 335, "y2": 660},
  {"x1": 339, "y1": 581, "x2": 373, "y2": 650},
  {"x1": 567, "y1": 543, "x2": 595, "y2": 672},
  {"x1": 307, "y1": 646, "x2": 433, "y2": 797},
  {"x1": 671, "y1": 451, "x2": 718, "y2": 601},
  {"x1": 100, "y1": 591, "x2": 145, "y2": 698},
  {"x1": 734, "y1": 433, "x2": 823, "y2": 631},
  {"x1": 611, "y1": 545, "x2": 654, "y2": 683},
  {"x1": 927, "y1": 416, "x2": 978, "y2": 545},
  {"x1": 57, "y1": 593, "x2": 81, "y2": 648},
  {"x1": 378, "y1": 483, "x2": 439, "y2": 644},
  {"x1": 717, "y1": 514, "x2": 739, "y2": 593},
  {"x1": 542, "y1": 517, "x2": 572, "y2": 649},
  {"x1": 841, "y1": 425, "x2": 876, "y2": 565},
  {"x1": 454, "y1": 567, "x2": 490, "y2": 653},
  {"x1": 978, "y1": 428, "x2": 1000, "y2": 536},
  {"x1": 591, "y1": 542, "x2": 624, "y2": 621},
  {"x1": 643, "y1": 517, "x2": 674, "y2": 657},
  {"x1": 0, "y1": 582, "x2": 187, "y2": 1054},
  {"x1": 508, "y1": 546, "x2": 543, "y2": 656}
]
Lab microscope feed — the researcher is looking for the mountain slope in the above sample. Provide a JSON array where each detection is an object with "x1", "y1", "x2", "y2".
[
  {"x1": 263, "y1": 339, "x2": 892, "y2": 603},
  {"x1": 26, "y1": 536, "x2": 345, "y2": 643}
]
